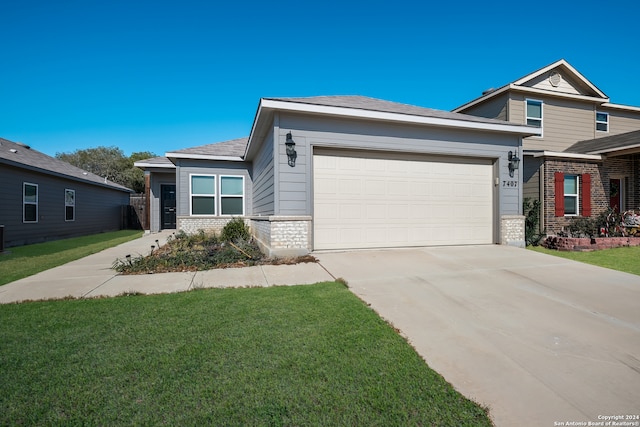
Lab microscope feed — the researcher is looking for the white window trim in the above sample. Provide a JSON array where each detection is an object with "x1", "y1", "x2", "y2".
[
  {"x1": 596, "y1": 111, "x2": 609, "y2": 133},
  {"x1": 65, "y1": 189, "x2": 76, "y2": 222},
  {"x1": 23, "y1": 182, "x2": 38, "y2": 223},
  {"x1": 219, "y1": 175, "x2": 245, "y2": 216},
  {"x1": 564, "y1": 175, "x2": 579, "y2": 217},
  {"x1": 525, "y1": 99, "x2": 543, "y2": 138},
  {"x1": 189, "y1": 174, "x2": 217, "y2": 216}
]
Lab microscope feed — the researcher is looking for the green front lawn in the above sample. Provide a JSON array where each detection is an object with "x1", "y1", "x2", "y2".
[
  {"x1": 0, "y1": 283, "x2": 492, "y2": 426},
  {"x1": 529, "y1": 245, "x2": 640, "y2": 276},
  {"x1": 0, "y1": 230, "x2": 142, "y2": 286}
]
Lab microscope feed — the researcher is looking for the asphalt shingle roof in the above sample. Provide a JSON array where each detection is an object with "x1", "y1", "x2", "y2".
[
  {"x1": 265, "y1": 95, "x2": 526, "y2": 127},
  {"x1": 0, "y1": 137, "x2": 131, "y2": 191},
  {"x1": 565, "y1": 129, "x2": 640, "y2": 154},
  {"x1": 168, "y1": 137, "x2": 248, "y2": 158}
]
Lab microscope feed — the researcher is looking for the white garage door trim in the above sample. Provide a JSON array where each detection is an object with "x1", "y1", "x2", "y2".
[{"x1": 313, "y1": 149, "x2": 495, "y2": 250}]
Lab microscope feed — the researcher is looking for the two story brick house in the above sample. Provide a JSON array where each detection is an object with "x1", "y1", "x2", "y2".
[{"x1": 454, "y1": 59, "x2": 640, "y2": 234}]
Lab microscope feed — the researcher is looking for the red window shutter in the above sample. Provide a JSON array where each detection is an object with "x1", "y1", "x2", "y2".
[
  {"x1": 555, "y1": 172, "x2": 565, "y2": 217},
  {"x1": 582, "y1": 174, "x2": 591, "y2": 217}
]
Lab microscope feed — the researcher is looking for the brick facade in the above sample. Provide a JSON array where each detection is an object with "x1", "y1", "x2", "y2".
[
  {"x1": 543, "y1": 155, "x2": 640, "y2": 234},
  {"x1": 543, "y1": 159, "x2": 606, "y2": 233}
]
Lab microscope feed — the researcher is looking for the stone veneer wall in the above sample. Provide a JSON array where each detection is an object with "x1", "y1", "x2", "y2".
[
  {"x1": 248, "y1": 216, "x2": 312, "y2": 257},
  {"x1": 501, "y1": 215, "x2": 525, "y2": 248},
  {"x1": 177, "y1": 216, "x2": 237, "y2": 235}
]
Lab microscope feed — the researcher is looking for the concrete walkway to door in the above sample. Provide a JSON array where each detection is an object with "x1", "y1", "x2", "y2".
[{"x1": 315, "y1": 245, "x2": 640, "y2": 427}]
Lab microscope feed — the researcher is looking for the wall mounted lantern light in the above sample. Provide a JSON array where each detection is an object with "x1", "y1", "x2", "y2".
[
  {"x1": 508, "y1": 150, "x2": 520, "y2": 177},
  {"x1": 285, "y1": 132, "x2": 297, "y2": 167}
]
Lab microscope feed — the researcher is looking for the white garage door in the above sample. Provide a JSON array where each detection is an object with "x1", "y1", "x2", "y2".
[{"x1": 313, "y1": 150, "x2": 494, "y2": 250}]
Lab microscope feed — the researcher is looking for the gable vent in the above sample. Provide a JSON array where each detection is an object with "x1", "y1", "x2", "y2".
[{"x1": 549, "y1": 71, "x2": 562, "y2": 87}]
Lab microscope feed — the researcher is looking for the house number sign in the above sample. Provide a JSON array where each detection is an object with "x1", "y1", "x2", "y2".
[{"x1": 502, "y1": 180, "x2": 518, "y2": 187}]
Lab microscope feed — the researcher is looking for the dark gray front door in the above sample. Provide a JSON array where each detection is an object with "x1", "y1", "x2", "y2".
[{"x1": 161, "y1": 185, "x2": 176, "y2": 229}]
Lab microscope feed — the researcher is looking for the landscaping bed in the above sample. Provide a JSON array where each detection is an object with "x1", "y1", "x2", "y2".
[
  {"x1": 113, "y1": 220, "x2": 315, "y2": 274},
  {"x1": 542, "y1": 236, "x2": 640, "y2": 251}
]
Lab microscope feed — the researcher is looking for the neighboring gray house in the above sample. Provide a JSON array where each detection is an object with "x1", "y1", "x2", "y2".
[
  {"x1": 137, "y1": 96, "x2": 538, "y2": 255},
  {"x1": 0, "y1": 137, "x2": 132, "y2": 247}
]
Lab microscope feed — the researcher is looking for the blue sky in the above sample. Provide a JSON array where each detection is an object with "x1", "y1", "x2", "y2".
[{"x1": 2, "y1": 0, "x2": 639, "y2": 157}]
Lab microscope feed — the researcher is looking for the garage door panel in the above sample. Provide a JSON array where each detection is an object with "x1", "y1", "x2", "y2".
[{"x1": 314, "y1": 152, "x2": 493, "y2": 250}]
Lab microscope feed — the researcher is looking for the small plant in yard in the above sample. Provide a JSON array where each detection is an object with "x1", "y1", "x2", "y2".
[{"x1": 220, "y1": 217, "x2": 251, "y2": 242}]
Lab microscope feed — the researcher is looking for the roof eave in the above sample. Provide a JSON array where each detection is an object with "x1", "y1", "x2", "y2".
[
  {"x1": 526, "y1": 150, "x2": 602, "y2": 161},
  {"x1": 165, "y1": 152, "x2": 245, "y2": 162},
  {"x1": 452, "y1": 85, "x2": 510, "y2": 112},
  {"x1": 133, "y1": 161, "x2": 176, "y2": 169},
  {"x1": 255, "y1": 98, "x2": 539, "y2": 137},
  {"x1": 0, "y1": 158, "x2": 132, "y2": 192},
  {"x1": 601, "y1": 102, "x2": 640, "y2": 112}
]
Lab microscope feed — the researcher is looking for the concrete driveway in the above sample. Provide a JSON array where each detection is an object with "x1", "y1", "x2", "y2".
[{"x1": 315, "y1": 245, "x2": 640, "y2": 427}]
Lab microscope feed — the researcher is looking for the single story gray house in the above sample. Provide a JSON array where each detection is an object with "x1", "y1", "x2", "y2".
[
  {"x1": 0, "y1": 137, "x2": 132, "y2": 248},
  {"x1": 135, "y1": 96, "x2": 539, "y2": 256}
]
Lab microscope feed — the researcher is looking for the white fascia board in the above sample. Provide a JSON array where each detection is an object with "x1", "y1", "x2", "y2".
[
  {"x1": 510, "y1": 85, "x2": 610, "y2": 103},
  {"x1": 260, "y1": 99, "x2": 539, "y2": 136},
  {"x1": 451, "y1": 85, "x2": 510, "y2": 112},
  {"x1": 588, "y1": 143, "x2": 640, "y2": 155},
  {"x1": 245, "y1": 102, "x2": 265, "y2": 158},
  {"x1": 601, "y1": 102, "x2": 640, "y2": 112},
  {"x1": 528, "y1": 150, "x2": 602, "y2": 160},
  {"x1": 133, "y1": 161, "x2": 175, "y2": 169},
  {"x1": 165, "y1": 153, "x2": 244, "y2": 161}
]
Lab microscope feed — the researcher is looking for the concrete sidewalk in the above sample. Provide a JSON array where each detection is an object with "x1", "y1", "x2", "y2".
[{"x1": 0, "y1": 231, "x2": 334, "y2": 303}]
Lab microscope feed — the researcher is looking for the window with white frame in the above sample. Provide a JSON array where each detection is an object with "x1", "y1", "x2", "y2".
[
  {"x1": 220, "y1": 176, "x2": 244, "y2": 215},
  {"x1": 191, "y1": 175, "x2": 216, "y2": 215},
  {"x1": 23, "y1": 182, "x2": 38, "y2": 223},
  {"x1": 189, "y1": 174, "x2": 245, "y2": 216},
  {"x1": 564, "y1": 175, "x2": 579, "y2": 216},
  {"x1": 526, "y1": 99, "x2": 543, "y2": 133},
  {"x1": 65, "y1": 189, "x2": 75, "y2": 221},
  {"x1": 596, "y1": 111, "x2": 609, "y2": 132}
]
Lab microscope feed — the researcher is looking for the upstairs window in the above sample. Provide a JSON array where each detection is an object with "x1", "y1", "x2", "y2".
[
  {"x1": 23, "y1": 183, "x2": 38, "y2": 223},
  {"x1": 65, "y1": 189, "x2": 75, "y2": 221},
  {"x1": 596, "y1": 111, "x2": 609, "y2": 132},
  {"x1": 526, "y1": 99, "x2": 543, "y2": 133},
  {"x1": 191, "y1": 175, "x2": 216, "y2": 215}
]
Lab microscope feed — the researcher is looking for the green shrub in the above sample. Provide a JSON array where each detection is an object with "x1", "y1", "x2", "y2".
[
  {"x1": 221, "y1": 217, "x2": 250, "y2": 242},
  {"x1": 523, "y1": 198, "x2": 545, "y2": 246},
  {"x1": 567, "y1": 216, "x2": 596, "y2": 238}
]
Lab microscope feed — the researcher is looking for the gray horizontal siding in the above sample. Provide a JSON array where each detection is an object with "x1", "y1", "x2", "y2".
[
  {"x1": 175, "y1": 159, "x2": 252, "y2": 217},
  {"x1": 251, "y1": 130, "x2": 275, "y2": 215},
  {"x1": 276, "y1": 112, "x2": 523, "y2": 217},
  {"x1": 1, "y1": 164, "x2": 130, "y2": 247}
]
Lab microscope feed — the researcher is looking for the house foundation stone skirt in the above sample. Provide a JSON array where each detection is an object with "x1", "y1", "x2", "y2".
[
  {"x1": 177, "y1": 216, "x2": 240, "y2": 235},
  {"x1": 501, "y1": 215, "x2": 525, "y2": 248},
  {"x1": 248, "y1": 216, "x2": 312, "y2": 257}
]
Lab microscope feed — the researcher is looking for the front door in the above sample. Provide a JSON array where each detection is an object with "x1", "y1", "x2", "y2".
[
  {"x1": 609, "y1": 179, "x2": 622, "y2": 212},
  {"x1": 161, "y1": 185, "x2": 176, "y2": 229}
]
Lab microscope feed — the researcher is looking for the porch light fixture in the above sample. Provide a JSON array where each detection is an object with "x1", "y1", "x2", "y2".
[
  {"x1": 508, "y1": 150, "x2": 520, "y2": 177},
  {"x1": 285, "y1": 132, "x2": 297, "y2": 167}
]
